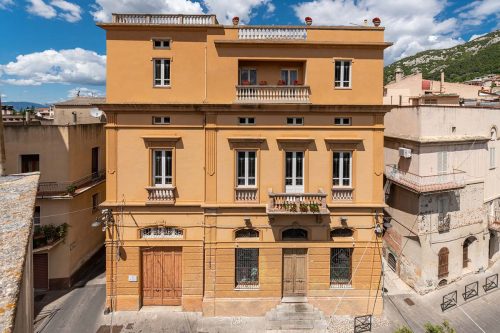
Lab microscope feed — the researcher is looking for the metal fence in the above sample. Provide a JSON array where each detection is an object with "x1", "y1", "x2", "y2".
[
  {"x1": 354, "y1": 315, "x2": 372, "y2": 333},
  {"x1": 441, "y1": 273, "x2": 498, "y2": 312}
]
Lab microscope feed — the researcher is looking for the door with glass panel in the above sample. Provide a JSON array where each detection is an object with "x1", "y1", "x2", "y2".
[
  {"x1": 153, "y1": 150, "x2": 173, "y2": 187},
  {"x1": 237, "y1": 151, "x2": 256, "y2": 187},
  {"x1": 281, "y1": 69, "x2": 298, "y2": 85},
  {"x1": 285, "y1": 151, "x2": 304, "y2": 193}
]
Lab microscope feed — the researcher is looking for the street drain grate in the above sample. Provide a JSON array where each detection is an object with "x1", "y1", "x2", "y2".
[{"x1": 404, "y1": 298, "x2": 415, "y2": 306}]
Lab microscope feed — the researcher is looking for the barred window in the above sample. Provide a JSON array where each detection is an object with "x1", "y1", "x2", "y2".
[
  {"x1": 140, "y1": 227, "x2": 183, "y2": 239},
  {"x1": 330, "y1": 228, "x2": 354, "y2": 238},
  {"x1": 235, "y1": 248, "x2": 259, "y2": 289},
  {"x1": 330, "y1": 248, "x2": 353, "y2": 288},
  {"x1": 235, "y1": 229, "x2": 259, "y2": 238}
]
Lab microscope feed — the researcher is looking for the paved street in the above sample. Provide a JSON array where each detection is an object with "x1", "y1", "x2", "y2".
[{"x1": 35, "y1": 256, "x2": 500, "y2": 333}]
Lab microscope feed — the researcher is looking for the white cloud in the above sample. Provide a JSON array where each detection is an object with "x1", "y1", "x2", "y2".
[
  {"x1": 0, "y1": 0, "x2": 14, "y2": 10},
  {"x1": 292, "y1": 0, "x2": 465, "y2": 63},
  {"x1": 91, "y1": 0, "x2": 204, "y2": 22},
  {"x1": 0, "y1": 48, "x2": 106, "y2": 86},
  {"x1": 457, "y1": 0, "x2": 500, "y2": 27},
  {"x1": 203, "y1": 0, "x2": 272, "y2": 24},
  {"x1": 469, "y1": 33, "x2": 487, "y2": 41},
  {"x1": 67, "y1": 87, "x2": 104, "y2": 98},
  {"x1": 26, "y1": 0, "x2": 82, "y2": 22}
]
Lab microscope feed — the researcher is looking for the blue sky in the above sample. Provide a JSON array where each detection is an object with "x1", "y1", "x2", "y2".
[{"x1": 0, "y1": 0, "x2": 499, "y2": 104}]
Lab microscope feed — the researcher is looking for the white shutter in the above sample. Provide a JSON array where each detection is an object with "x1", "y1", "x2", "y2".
[
  {"x1": 490, "y1": 148, "x2": 496, "y2": 169},
  {"x1": 438, "y1": 151, "x2": 447, "y2": 174}
]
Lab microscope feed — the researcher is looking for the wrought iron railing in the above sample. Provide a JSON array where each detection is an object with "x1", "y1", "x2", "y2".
[
  {"x1": 238, "y1": 27, "x2": 307, "y2": 40},
  {"x1": 385, "y1": 165, "x2": 466, "y2": 193},
  {"x1": 236, "y1": 85, "x2": 310, "y2": 103},
  {"x1": 37, "y1": 170, "x2": 105, "y2": 196},
  {"x1": 111, "y1": 14, "x2": 217, "y2": 25},
  {"x1": 267, "y1": 189, "x2": 328, "y2": 214}
]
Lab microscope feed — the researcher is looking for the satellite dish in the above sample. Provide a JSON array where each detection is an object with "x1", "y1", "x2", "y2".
[
  {"x1": 36, "y1": 112, "x2": 42, "y2": 117},
  {"x1": 90, "y1": 108, "x2": 103, "y2": 118}
]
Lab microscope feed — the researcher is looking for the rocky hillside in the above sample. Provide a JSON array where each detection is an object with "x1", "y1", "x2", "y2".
[{"x1": 384, "y1": 30, "x2": 500, "y2": 84}]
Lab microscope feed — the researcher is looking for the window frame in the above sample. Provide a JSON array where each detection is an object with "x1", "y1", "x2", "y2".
[
  {"x1": 334, "y1": 117, "x2": 352, "y2": 126},
  {"x1": 437, "y1": 151, "x2": 448, "y2": 174},
  {"x1": 153, "y1": 116, "x2": 171, "y2": 125},
  {"x1": 334, "y1": 60, "x2": 352, "y2": 89},
  {"x1": 34, "y1": 206, "x2": 41, "y2": 225},
  {"x1": 153, "y1": 58, "x2": 171, "y2": 87},
  {"x1": 20, "y1": 154, "x2": 40, "y2": 173},
  {"x1": 92, "y1": 193, "x2": 100, "y2": 213},
  {"x1": 330, "y1": 248, "x2": 353, "y2": 288},
  {"x1": 239, "y1": 68, "x2": 257, "y2": 85},
  {"x1": 152, "y1": 38, "x2": 171, "y2": 49},
  {"x1": 333, "y1": 151, "x2": 352, "y2": 188},
  {"x1": 236, "y1": 150, "x2": 257, "y2": 188},
  {"x1": 280, "y1": 68, "x2": 299, "y2": 85},
  {"x1": 285, "y1": 151, "x2": 305, "y2": 193},
  {"x1": 152, "y1": 149, "x2": 174, "y2": 187},
  {"x1": 286, "y1": 117, "x2": 304, "y2": 126},
  {"x1": 238, "y1": 117, "x2": 255, "y2": 125},
  {"x1": 235, "y1": 248, "x2": 259, "y2": 289}
]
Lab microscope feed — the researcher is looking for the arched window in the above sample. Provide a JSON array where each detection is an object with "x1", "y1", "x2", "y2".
[
  {"x1": 491, "y1": 127, "x2": 497, "y2": 141},
  {"x1": 387, "y1": 252, "x2": 397, "y2": 272},
  {"x1": 282, "y1": 228, "x2": 308, "y2": 241},
  {"x1": 140, "y1": 226, "x2": 183, "y2": 239},
  {"x1": 331, "y1": 228, "x2": 354, "y2": 238},
  {"x1": 438, "y1": 247, "x2": 449, "y2": 278},
  {"x1": 235, "y1": 229, "x2": 259, "y2": 238}
]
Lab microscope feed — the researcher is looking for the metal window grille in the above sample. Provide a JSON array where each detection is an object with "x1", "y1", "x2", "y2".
[
  {"x1": 330, "y1": 248, "x2": 352, "y2": 288},
  {"x1": 235, "y1": 229, "x2": 259, "y2": 238},
  {"x1": 235, "y1": 248, "x2": 259, "y2": 289},
  {"x1": 140, "y1": 227, "x2": 183, "y2": 239}
]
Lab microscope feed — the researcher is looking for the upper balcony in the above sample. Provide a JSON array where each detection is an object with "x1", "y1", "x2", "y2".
[
  {"x1": 238, "y1": 27, "x2": 307, "y2": 40},
  {"x1": 111, "y1": 13, "x2": 218, "y2": 25},
  {"x1": 37, "y1": 170, "x2": 105, "y2": 197},
  {"x1": 385, "y1": 165, "x2": 466, "y2": 194},
  {"x1": 236, "y1": 61, "x2": 310, "y2": 104}
]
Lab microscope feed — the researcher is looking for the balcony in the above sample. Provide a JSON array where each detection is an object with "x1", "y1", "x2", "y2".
[
  {"x1": 235, "y1": 187, "x2": 258, "y2": 202},
  {"x1": 111, "y1": 14, "x2": 218, "y2": 25},
  {"x1": 438, "y1": 214, "x2": 451, "y2": 233},
  {"x1": 385, "y1": 165, "x2": 466, "y2": 194},
  {"x1": 332, "y1": 188, "x2": 353, "y2": 201},
  {"x1": 238, "y1": 27, "x2": 307, "y2": 40},
  {"x1": 236, "y1": 85, "x2": 310, "y2": 104},
  {"x1": 146, "y1": 186, "x2": 176, "y2": 205},
  {"x1": 37, "y1": 170, "x2": 105, "y2": 197},
  {"x1": 267, "y1": 189, "x2": 328, "y2": 215}
]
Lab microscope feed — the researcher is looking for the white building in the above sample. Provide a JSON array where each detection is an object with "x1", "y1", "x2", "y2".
[{"x1": 383, "y1": 105, "x2": 500, "y2": 294}]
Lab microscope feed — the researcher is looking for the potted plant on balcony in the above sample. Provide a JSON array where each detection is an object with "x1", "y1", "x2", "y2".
[
  {"x1": 241, "y1": 80, "x2": 250, "y2": 86},
  {"x1": 309, "y1": 203, "x2": 320, "y2": 213},
  {"x1": 305, "y1": 17, "x2": 312, "y2": 25},
  {"x1": 289, "y1": 203, "x2": 297, "y2": 212},
  {"x1": 66, "y1": 184, "x2": 77, "y2": 195},
  {"x1": 293, "y1": 80, "x2": 303, "y2": 86},
  {"x1": 259, "y1": 80, "x2": 268, "y2": 85},
  {"x1": 277, "y1": 79, "x2": 286, "y2": 86},
  {"x1": 372, "y1": 17, "x2": 381, "y2": 27},
  {"x1": 299, "y1": 203, "x2": 309, "y2": 213},
  {"x1": 43, "y1": 224, "x2": 58, "y2": 244},
  {"x1": 56, "y1": 223, "x2": 69, "y2": 240},
  {"x1": 232, "y1": 16, "x2": 240, "y2": 25}
]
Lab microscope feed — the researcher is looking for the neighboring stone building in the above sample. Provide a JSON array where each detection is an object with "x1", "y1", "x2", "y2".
[
  {"x1": 384, "y1": 69, "x2": 482, "y2": 106},
  {"x1": 3, "y1": 96, "x2": 106, "y2": 290},
  {"x1": 97, "y1": 13, "x2": 391, "y2": 318},
  {"x1": 384, "y1": 105, "x2": 500, "y2": 294},
  {"x1": 0, "y1": 173, "x2": 39, "y2": 333}
]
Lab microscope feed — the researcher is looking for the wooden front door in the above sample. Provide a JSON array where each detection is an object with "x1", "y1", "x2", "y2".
[
  {"x1": 283, "y1": 249, "x2": 307, "y2": 296},
  {"x1": 142, "y1": 247, "x2": 182, "y2": 306}
]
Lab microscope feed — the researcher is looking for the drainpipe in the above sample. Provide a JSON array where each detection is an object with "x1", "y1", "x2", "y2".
[{"x1": 0, "y1": 96, "x2": 6, "y2": 176}]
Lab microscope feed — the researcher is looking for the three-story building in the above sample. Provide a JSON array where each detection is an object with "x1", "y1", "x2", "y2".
[{"x1": 97, "y1": 14, "x2": 391, "y2": 316}]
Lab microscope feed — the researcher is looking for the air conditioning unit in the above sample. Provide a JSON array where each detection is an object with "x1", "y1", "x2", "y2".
[{"x1": 399, "y1": 147, "x2": 412, "y2": 158}]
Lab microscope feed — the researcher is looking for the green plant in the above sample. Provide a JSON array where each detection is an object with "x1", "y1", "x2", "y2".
[
  {"x1": 289, "y1": 203, "x2": 297, "y2": 212},
  {"x1": 42, "y1": 224, "x2": 58, "y2": 242},
  {"x1": 56, "y1": 223, "x2": 69, "y2": 239},
  {"x1": 66, "y1": 185, "x2": 77, "y2": 194},
  {"x1": 394, "y1": 326, "x2": 413, "y2": 333},
  {"x1": 309, "y1": 203, "x2": 320, "y2": 213},
  {"x1": 299, "y1": 203, "x2": 309, "y2": 212},
  {"x1": 393, "y1": 321, "x2": 456, "y2": 333}
]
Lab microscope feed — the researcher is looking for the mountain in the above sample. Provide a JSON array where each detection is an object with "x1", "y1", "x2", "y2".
[
  {"x1": 384, "y1": 30, "x2": 500, "y2": 84},
  {"x1": 3, "y1": 102, "x2": 48, "y2": 111}
]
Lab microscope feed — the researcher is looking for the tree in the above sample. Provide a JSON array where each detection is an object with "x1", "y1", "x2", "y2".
[{"x1": 394, "y1": 321, "x2": 456, "y2": 333}]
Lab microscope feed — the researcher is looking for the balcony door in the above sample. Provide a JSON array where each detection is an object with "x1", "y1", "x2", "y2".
[
  {"x1": 285, "y1": 151, "x2": 304, "y2": 193},
  {"x1": 281, "y1": 69, "x2": 298, "y2": 85}
]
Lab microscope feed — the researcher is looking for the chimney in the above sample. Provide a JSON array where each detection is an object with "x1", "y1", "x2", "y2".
[
  {"x1": 395, "y1": 67, "x2": 403, "y2": 82},
  {"x1": 0, "y1": 96, "x2": 6, "y2": 176},
  {"x1": 440, "y1": 70, "x2": 445, "y2": 93}
]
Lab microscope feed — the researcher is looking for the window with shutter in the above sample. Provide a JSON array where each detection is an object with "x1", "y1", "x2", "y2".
[
  {"x1": 437, "y1": 151, "x2": 447, "y2": 174},
  {"x1": 490, "y1": 147, "x2": 496, "y2": 169}
]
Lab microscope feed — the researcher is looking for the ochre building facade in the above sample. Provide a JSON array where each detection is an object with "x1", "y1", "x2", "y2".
[{"x1": 98, "y1": 14, "x2": 390, "y2": 316}]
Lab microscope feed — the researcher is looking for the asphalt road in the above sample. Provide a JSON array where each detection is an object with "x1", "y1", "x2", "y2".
[{"x1": 35, "y1": 256, "x2": 106, "y2": 333}]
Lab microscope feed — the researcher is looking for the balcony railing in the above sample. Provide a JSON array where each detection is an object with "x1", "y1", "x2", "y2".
[
  {"x1": 238, "y1": 27, "x2": 307, "y2": 40},
  {"x1": 235, "y1": 188, "x2": 258, "y2": 202},
  {"x1": 267, "y1": 189, "x2": 328, "y2": 215},
  {"x1": 332, "y1": 188, "x2": 353, "y2": 201},
  {"x1": 385, "y1": 165, "x2": 466, "y2": 193},
  {"x1": 111, "y1": 14, "x2": 217, "y2": 25},
  {"x1": 146, "y1": 186, "x2": 176, "y2": 205},
  {"x1": 37, "y1": 170, "x2": 105, "y2": 196},
  {"x1": 236, "y1": 85, "x2": 310, "y2": 104},
  {"x1": 438, "y1": 214, "x2": 451, "y2": 233}
]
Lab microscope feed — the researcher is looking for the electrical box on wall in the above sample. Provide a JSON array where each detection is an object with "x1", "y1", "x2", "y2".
[
  {"x1": 128, "y1": 275, "x2": 138, "y2": 282},
  {"x1": 399, "y1": 147, "x2": 412, "y2": 158}
]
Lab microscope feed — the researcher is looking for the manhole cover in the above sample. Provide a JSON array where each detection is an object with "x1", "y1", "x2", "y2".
[{"x1": 403, "y1": 298, "x2": 415, "y2": 306}]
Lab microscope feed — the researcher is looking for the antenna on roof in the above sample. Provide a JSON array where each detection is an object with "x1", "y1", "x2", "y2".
[{"x1": 76, "y1": 90, "x2": 80, "y2": 97}]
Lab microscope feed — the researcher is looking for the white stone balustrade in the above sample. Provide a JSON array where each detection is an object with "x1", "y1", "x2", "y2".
[
  {"x1": 235, "y1": 188, "x2": 258, "y2": 202},
  {"x1": 267, "y1": 190, "x2": 328, "y2": 214},
  {"x1": 238, "y1": 28, "x2": 307, "y2": 40},
  {"x1": 146, "y1": 186, "x2": 176, "y2": 204},
  {"x1": 112, "y1": 14, "x2": 217, "y2": 25},
  {"x1": 332, "y1": 188, "x2": 353, "y2": 201},
  {"x1": 236, "y1": 85, "x2": 310, "y2": 103}
]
